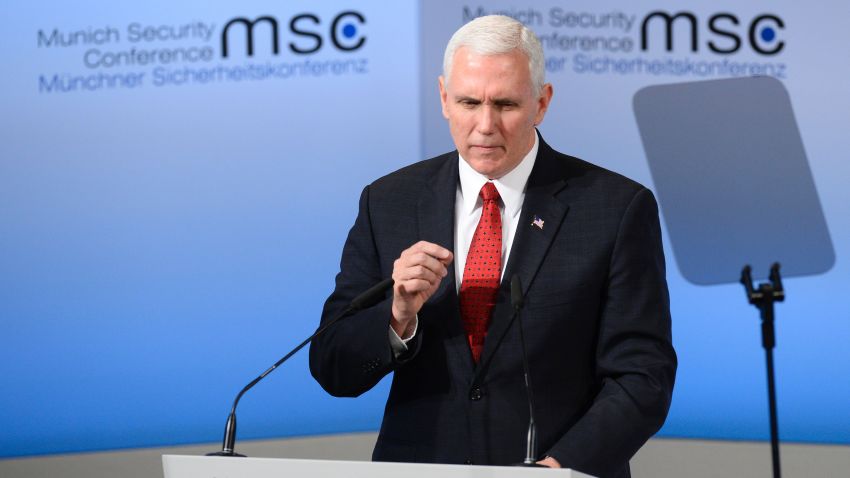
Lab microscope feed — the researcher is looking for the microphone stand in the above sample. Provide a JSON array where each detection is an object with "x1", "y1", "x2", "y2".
[
  {"x1": 510, "y1": 275, "x2": 544, "y2": 467},
  {"x1": 207, "y1": 278, "x2": 393, "y2": 457},
  {"x1": 740, "y1": 263, "x2": 784, "y2": 478}
]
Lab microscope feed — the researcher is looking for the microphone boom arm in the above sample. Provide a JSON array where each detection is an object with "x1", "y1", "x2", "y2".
[{"x1": 208, "y1": 278, "x2": 394, "y2": 457}]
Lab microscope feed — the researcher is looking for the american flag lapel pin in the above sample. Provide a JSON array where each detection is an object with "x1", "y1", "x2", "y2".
[{"x1": 531, "y1": 215, "x2": 545, "y2": 230}]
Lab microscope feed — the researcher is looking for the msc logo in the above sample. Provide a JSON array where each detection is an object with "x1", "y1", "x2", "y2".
[
  {"x1": 641, "y1": 11, "x2": 784, "y2": 55},
  {"x1": 221, "y1": 11, "x2": 366, "y2": 58}
]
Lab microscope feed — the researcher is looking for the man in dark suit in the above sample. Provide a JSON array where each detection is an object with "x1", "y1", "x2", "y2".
[{"x1": 309, "y1": 15, "x2": 676, "y2": 478}]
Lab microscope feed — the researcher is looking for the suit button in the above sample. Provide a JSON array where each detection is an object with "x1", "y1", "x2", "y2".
[
  {"x1": 464, "y1": 458, "x2": 473, "y2": 464},
  {"x1": 469, "y1": 387, "x2": 483, "y2": 401}
]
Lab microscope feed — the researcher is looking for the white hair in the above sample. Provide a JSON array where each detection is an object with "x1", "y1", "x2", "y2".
[{"x1": 442, "y1": 15, "x2": 545, "y2": 96}]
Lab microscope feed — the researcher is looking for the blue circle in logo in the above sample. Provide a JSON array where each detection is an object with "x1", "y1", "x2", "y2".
[
  {"x1": 343, "y1": 24, "x2": 357, "y2": 39},
  {"x1": 760, "y1": 27, "x2": 776, "y2": 42}
]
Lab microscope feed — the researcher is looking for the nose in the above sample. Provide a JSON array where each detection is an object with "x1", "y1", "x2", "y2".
[{"x1": 476, "y1": 104, "x2": 497, "y2": 135}]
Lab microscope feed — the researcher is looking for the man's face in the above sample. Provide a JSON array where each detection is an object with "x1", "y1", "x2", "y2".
[{"x1": 440, "y1": 47, "x2": 553, "y2": 179}]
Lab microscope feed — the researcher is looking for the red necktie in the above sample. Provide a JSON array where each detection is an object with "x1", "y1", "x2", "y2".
[{"x1": 459, "y1": 182, "x2": 502, "y2": 363}]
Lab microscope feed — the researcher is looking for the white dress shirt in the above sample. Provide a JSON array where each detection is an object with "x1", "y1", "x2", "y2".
[
  {"x1": 453, "y1": 135, "x2": 538, "y2": 288},
  {"x1": 390, "y1": 135, "x2": 540, "y2": 353}
]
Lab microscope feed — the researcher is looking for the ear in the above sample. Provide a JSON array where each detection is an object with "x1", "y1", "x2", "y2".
[
  {"x1": 439, "y1": 76, "x2": 450, "y2": 120},
  {"x1": 533, "y1": 83, "x2": 554, "y2": 126}
]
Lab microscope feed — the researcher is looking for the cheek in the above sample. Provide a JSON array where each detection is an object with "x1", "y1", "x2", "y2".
[
  {"x1": 448, "y1": 111, "x2": 474, "y2": 131},
  {"x1": 503, "y1": 112, "x2": 536, "y2": 137},
  {"x1": 501, "y1": 117, "x2": 525, "y2": 136},
  {"x1": 532, "y1": 108, "x2": 546, "y2": 125},
  {"x1": 446, "y1": 117, "x2": 470, "y2": 146}
]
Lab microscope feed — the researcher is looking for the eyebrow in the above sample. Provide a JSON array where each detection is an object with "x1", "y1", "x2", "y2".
[
  {"x1": 454, "y1": 95, "x2": 520, "y2": 105},
  {"x1": 493, "y1": 98, "x2": 519, "y2": 106}
]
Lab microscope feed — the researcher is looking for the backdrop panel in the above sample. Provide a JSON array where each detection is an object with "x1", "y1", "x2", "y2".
[
  {"x1": 0, "y1": 0, "x2": 418, "y2": 458},
  {"x1": 419, "y1": 0, "x2": 850, "y2": 444},
  {"x1": 2, "y1": 0, "x2": 849, "y2": 460}
]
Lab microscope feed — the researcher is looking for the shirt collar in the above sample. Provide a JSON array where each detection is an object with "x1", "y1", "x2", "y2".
[{"x1": 457, "y1": 134, "x2": 538, "y2": 219}]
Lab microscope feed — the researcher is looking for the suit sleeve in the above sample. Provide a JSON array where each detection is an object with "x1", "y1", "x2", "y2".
[
  {"x1": 547, "y1": 188, "x2": 677, "y2": 477},
  {"x1": 309, "y1": 185, "x2": 422, "y2": 398}
]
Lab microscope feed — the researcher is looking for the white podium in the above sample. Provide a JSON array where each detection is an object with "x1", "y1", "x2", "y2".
[{"x1": 162, "y1": 455, "x2": 596, "y2": 478}]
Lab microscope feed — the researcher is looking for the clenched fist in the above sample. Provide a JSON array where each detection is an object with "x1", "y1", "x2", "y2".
[{"x1": 391, "y1": 241, "x2": 453, "y2": 338}]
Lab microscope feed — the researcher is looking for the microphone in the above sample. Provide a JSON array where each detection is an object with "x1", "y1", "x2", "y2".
[
  {"x1": 207, "y1": 278, "x2": 394, "y2": 457},
  {"x1": 350, "y1": 278, "x2": 394, "y2": 310},
  {"x1": 511, "y1": 274, "x2": 544, "y2": 467}
]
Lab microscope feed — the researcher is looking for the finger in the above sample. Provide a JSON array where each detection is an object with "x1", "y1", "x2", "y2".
[
  {"x1": 396, "y1": 249, "x2": 448, "y2": 279},
  {"x1": 395, "y1": 278, "x2": 432, "y2": 295},
  {"x1": 403, "y1": 252, "x2": 449, "y2": 277},
  {"x1": 397, "y1": 242, "x2": 452, "y2": 272},
  {"x1": 411, "y1": 241, "x2": 453, "y2": 264},
  {"x1": 396, "y1": 264, "x2": 441, "y2": 284},
  {"x1": 393, "y1": 263, "x2": 439, "y2": 286}
]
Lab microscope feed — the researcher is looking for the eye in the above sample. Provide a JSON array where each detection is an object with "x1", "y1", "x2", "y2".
[{"x1": 494, "y1": 101, "x2": 518, "y2": 111}]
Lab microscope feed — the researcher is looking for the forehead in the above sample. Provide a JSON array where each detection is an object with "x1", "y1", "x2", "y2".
[{"x1": 448, "y1": 47, "x2": 532, "y2": 95}]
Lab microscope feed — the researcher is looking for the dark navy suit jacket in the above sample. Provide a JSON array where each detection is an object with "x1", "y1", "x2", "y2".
[{"x1": 309, "y1": 136, "x2": 676, "y2": 478}]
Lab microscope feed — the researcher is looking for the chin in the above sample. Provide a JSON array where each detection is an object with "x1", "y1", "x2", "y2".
[{"x1": 466, "y1": 158, "x2": 504, "y2": 177}]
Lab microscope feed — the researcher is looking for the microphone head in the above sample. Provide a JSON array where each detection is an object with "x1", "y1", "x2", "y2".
[
  {"x1": 510, "y1": 274, "x2": 524, "y2": 309},
  {"x1": 349, "y1": 278, "x2": 394, "y2": 311}
]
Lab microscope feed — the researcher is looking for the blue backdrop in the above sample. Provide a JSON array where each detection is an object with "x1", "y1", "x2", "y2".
[{"x1": 1, "y1": 0, "x2": 848, "y2": 458}]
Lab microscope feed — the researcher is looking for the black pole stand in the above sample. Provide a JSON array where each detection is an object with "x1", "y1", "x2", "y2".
[
  {"x1": 511, "y1": 277, "x2": 543, "y2": 468},
  {"x1": 740, "y1": 263, "x2": 785, "y2": 478}
]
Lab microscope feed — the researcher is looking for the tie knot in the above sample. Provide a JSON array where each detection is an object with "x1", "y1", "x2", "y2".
[{"x1": 479, "y1": 182, "x2": 500, "y2": 202}]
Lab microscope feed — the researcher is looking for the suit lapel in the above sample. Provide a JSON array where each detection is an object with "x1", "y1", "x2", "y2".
[
  {"x1": 416, "y1": 154, "x2": 475, "y2": 373},
  {"x1": 474, "y1": 137, "x2": 571, "y2": 384},
  {"x1": 416, "y1": 153, "x2": 459, "y2": 298}
]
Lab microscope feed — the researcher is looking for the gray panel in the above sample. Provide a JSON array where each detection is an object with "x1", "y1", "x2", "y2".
[{"x1": 633, "y1": 77, "x2": 834, "y2": 285}]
